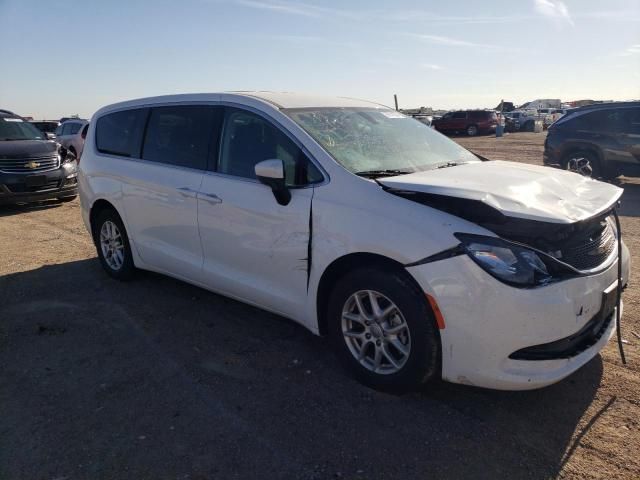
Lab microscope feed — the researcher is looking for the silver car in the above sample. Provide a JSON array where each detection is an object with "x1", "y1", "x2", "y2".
[{"x1": 55, "y1": 119, "x2": 89, "y2": 159}]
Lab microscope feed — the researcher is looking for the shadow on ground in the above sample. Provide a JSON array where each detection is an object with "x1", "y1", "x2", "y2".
[
  {"x1": 0, "y1": 200, "x2": 64, "y2": 218},
  {"x1": 0, "y1": 260, "x2": 603, "y2": 479}
]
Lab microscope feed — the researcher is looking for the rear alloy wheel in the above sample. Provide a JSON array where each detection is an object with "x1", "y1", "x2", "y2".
[
  {"x1": 564, "y1": 151, "x2": 600, "y2": 178},
  {"x1": 328, "y1": 268, "x2": 440, "y2": 392},
  {"x1": 94, "y1": 209, "x2": 135, "y2": 280},
  {"x1": 466, "y1": 124, "x2": 478, "y2": 136}
]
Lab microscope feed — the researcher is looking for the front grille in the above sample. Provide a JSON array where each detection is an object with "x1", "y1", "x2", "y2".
[
  {"x1": 0, "y1": 155, "x2": 60, "y2": 173},
  {"x1": 559, "y1": 219, "x2": 616, "y2": 271},
  {"x1": 6, "y1": 179, "x2": 61, "y2": 193}
]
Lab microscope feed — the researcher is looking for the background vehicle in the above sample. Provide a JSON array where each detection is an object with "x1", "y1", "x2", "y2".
[
  {"x1": 0, "y1": 111, "x2": 78, "y2": 204},
  {"x1": 80, "y1": 92, "x2": 629, "y2": 392},
  {"x1": 432, "y1": 110, "x2": 498, "y2": 136},
  {"x1": 55, "y1": 119, "x2": 89, "y2": 160},
  {"x1": 544, "y1": 101, "x2": 640, "y2": 179},
  {"x1": 30, "y1": 120, "x2": 60, "y2": 139},
  {"x1": 504, "y1": 110, "x2": 540, "y2": 132}
]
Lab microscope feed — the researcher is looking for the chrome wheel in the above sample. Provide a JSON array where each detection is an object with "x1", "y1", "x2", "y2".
[
  {"x1": 566, "y1": 155, "x2": 593, "y2": 177},
  {"x1": 99, "y1": 220, "x2": 124, "y2": 271},
  {"x1": 341, "y1": 290, "x2": 411, "y2": 375}
]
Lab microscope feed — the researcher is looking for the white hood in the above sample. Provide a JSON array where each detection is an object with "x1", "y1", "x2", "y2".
[{"x1": 378, "y1": 161, "x2": 623, "y2": 223}]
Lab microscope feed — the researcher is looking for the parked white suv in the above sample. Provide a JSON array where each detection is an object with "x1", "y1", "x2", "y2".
[
  {"x1": 79, "y1": 92, "x2": 630, "y2": 391},
  {"x1": 55, "y1": 119, "x2": 89, "y2": 159}
]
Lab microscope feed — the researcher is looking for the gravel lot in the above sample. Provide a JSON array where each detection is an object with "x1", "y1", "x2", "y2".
[{"x1": 1, "y1": 132, "x2": 638, "y2": 479}]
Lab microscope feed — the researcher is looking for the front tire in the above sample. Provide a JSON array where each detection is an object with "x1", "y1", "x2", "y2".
[
  {"x1": 328, "y1": 268, "x2": 440, "y2": 392},
  {"x1": 93, "y1": 209, "x2": 135, "y2": 280},
  {"x1": 466, "y1": 124, "x2": 478, "y2": 136},
  {"x1": 563, "y1": 150, "x2": 601, "y2": 178}
]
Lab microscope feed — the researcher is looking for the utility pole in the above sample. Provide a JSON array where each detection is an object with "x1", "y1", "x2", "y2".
[{"x1": 394, "y1": 94, "x2": 399, "y2": 111}]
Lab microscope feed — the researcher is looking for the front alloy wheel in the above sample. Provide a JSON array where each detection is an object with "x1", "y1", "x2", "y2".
[
  {"x1": 341, "y1": 290, "x2": 411, "y2": 374},
  {"x1": 565, "y1": 153, "x2": 596, "y2": 177},
  {"x1": 328, "y1": 268, "x2": 440, "y2": 392}
]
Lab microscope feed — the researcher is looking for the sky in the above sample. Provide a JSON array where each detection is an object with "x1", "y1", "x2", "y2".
[{"x1": 1, "y1": 0, "x2": 639, "y2": 119}]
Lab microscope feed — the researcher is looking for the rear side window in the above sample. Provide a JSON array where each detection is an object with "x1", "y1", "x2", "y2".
[
  {"x1": 621, "y1": 108, "x2": 640, "y2": 134},
  {"x1": 96, "y1": 108, "x2": 148, "y2": 157},
  {"x1": 570, "y1": 109, "x2": 621, "y2": 132},
  {"x1": 452, "y1": 112, "x2": 467, "y2": 119},
  {"x1": 142, "y1": 106, "x2": 215, "y2": 170},
  {"x1": 469, "y1": 111, "x2": 495, "y2": 120}
]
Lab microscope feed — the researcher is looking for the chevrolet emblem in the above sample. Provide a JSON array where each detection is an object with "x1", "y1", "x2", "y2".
[{"x1": 26, "y1": 161, "x2": 40, "y2": 169}]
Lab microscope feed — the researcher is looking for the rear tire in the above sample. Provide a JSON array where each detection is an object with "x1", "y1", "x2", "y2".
[
  {"x1": 93, "y1": 209, "x2": 135, "y2": 280},
  {"x1": 328, "y1": 267, "x2": 440, "y2": 392}
]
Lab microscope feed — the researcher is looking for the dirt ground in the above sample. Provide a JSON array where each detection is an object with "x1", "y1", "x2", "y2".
[{"x1": 1, "y1": 132, "x2": 639, "y2": 479}]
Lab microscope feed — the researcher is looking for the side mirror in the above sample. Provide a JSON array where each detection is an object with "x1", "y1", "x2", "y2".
[{"x1": 255, "y1": 159, "x2": 291, "y2": 206}]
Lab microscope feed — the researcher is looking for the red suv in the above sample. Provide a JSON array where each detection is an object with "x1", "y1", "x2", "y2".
[{"x1": 432, "y1": 110, "x2": 498, "y2": 136}]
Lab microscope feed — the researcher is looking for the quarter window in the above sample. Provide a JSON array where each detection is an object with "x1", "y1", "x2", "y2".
[
  {"x1": 218, "y1": 109, "x2": 322, "y2": 186},
  {"x1": 142, "y1": 106, "x2": 214, "y2": 170},
  {"x1": 96, "y1": 108, "x2": 148, "y2": 157}
]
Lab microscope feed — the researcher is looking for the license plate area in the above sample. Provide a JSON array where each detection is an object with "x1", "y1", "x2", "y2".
[
  {"x1": 590, "y1": 282, "x2": 618, "y2": 336},
  {"x1": 25, "y1": 175, "x2": 47, "y2": 187}
]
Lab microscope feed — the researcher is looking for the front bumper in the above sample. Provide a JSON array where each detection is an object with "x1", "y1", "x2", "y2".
[
  {"x1": 0, "y1": 162, "x2": 78, "y2": 205},
  {"x1": 407, "y1": 243, "x2": 630, "y2": 390}
]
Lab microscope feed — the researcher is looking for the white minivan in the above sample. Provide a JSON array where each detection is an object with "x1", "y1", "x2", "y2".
[{"x1": 79, "y1": 92, "x2": 630, "y2": 391}]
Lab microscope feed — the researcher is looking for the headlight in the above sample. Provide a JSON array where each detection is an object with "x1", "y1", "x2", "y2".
[{"x1": 455, "y1": 233, "x2": 562, "y2": 287}]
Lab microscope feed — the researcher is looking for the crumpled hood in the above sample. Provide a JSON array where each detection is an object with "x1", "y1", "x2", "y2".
[{"x1": 378, "y1": 160, "x2": 623, "y2": 224}]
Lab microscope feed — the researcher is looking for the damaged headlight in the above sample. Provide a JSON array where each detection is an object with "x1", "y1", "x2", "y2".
[{"x1": 455, "y1": 233, "x2": 558, "y2": 287}]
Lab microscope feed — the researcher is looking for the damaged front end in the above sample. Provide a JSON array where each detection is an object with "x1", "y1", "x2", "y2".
[{"x1": 392, "y1": 190, "x2": 621, "y2": 282}]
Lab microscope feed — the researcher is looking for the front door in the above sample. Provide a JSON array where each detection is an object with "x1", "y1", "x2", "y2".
[{"x1": 197, "y1": 107, "x2": 322, "y2": 320}]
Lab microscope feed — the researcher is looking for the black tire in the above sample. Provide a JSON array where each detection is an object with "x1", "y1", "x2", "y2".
[
  {"x1": 328, "y1": 267, "x2": 440, "y2": 392},
  {"x1": 562, "y1": 150, "x2": 602, "y2": 179},
  {"x1": 57, "y1": 195, "x2": 77, "y2": 202},
  {"x1": 466, "y1": 124, "x2": 478, "y2": 136},
  {"x1": 93, "y1": 208, "x2": 135, "y2": 280}
]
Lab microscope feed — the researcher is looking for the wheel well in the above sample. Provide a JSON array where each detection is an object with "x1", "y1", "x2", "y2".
[
  {"x1": 89, "y1": 199, "x2": 118, "y2": 242},
  {"x1": 562, "y1": 145, "x2": 602, "y2": 163},
  {"x1": 316, "y1": 253, "x2": 420, "y2": 336}
]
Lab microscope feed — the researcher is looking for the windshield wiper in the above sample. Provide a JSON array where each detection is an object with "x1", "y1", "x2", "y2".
[
  {"x1": 354, "y1": 169, "x2": 414, "y2": 178},
  {"x1": 435, "y1": 161, "x2": 462, "y2": 169}
]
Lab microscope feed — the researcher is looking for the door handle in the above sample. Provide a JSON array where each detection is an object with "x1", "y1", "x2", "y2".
[
  {"x1": 176, "y1": 186, "x2": 198, "y2": 198},
  {"x1": 198, "y1": 192, "x2": 223, "y2": 204}
]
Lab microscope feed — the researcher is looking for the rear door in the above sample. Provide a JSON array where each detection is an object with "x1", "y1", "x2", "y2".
[
  {"x1": 196, "y1": 107, "x2": 323, "y2": 319},
  {"x1": 112, "y1": 105, "x2": 214, "y2": 280},
  {"x1": 451, "y1": 111, "x2": 467, "y2": 130},
  {"x1": 620, "y1": 107, "x2": 640, "y2": 163}
]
